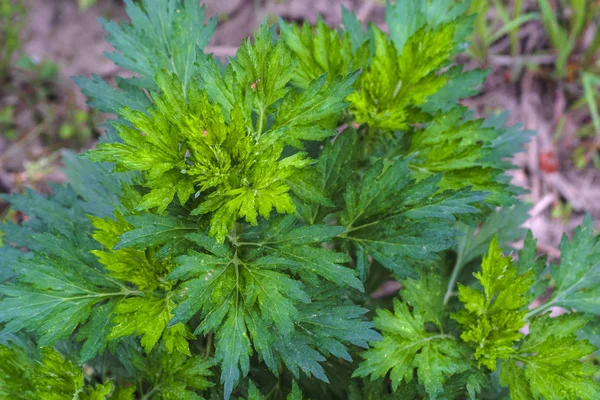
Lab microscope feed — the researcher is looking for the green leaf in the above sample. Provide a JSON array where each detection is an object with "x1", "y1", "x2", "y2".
[
  {"x1": 340, "y1": 158, "x2": 483, "y2": 278},
  {"x1": 111, "y1": 386, "x2": 136, "y2": 400},
  {"x1": 540, "y1": 215, "x2": 600, "y2": 315},
  {"x1": 80, "y1": 382, "x2": 115, "y2": 400},
  {"x1": 515, "y1": 230, "x2": 548, "y2": 298},
  {"x1": 229, "y1": 23, "x2": 294, "y2": 112},
  {"x1": 279, "y1": 17, "x2": 368, "y2": 89},
  {"x1": 108, "y1": 296, "x2": 194, "y2": 355},
  {"x1": 101, "y1": 0, "x2": 217, "y2": 91},
  {"x1": 349, "y1": 378, "x2": 412, "y2": 400},
  {"x1": 286, "y1": 381, "x2": 302, "y2": 400},
  {"x1": 270, "y1": 72, "x2": 358, "y2": 148},
  {"x1": 348, "y1": 24, "x2": 455, "y2": 131},
  {"x1": 499, "y1": 360, "x2": 533, "y2": 400},
  {"x1": 241, "y1": 216, "x2": 363, "y2": 291},
  {"x1": 0, "y1": 345, "x2": 113, "y2": 399},
  {"x1": 31, "y1": 348, "x2": 86, "y2": 399},
  {"x1": 454, "y1": 203, "x2": 530, "y2": 269},
  {"x1": 168, "y1": 217, "x2": 373, "y2": 398},
  {"x1": 91, "y1": 213, "x2": 176, "y2": 292},
  {"x1": 293, "y1": 283, "x2": 381, "y2": 361},
  {"x1": 301, "y1": 129, "x2": 358, "y2": 224},
  {"x1": 452, "y1": 237, "x2": 533, "y2": 370},
  {"x1": 127, "y1": 345, "x2": 215, "y2": 399},
  {"x1": 60, "y1": 149, "x2": 139, "y2": 218},
  {"x1": 77, "y1": 301, "x2": 118, "y2": 362},
  {"x1": 385, "y1": 0, "x2": 471, "y2": 53},
  {"x1": 0, "y1": 230, "x2": 127, "y2": 351},
  {"x1": 500, "y1": 314, "x2": 600, "y2": 400},
  {"x1": 0, "y1": 146, "x2": 133, "y2": 254},
  {"x1": 341, "y1": 5, "x2": 372, "y2": 52},
  {"x1": 285, "y1": 167, "x2": 334, "y2": 208},
  {"x1": 420, "y1": 66, "x2": 488, "y2": 114},
  {"x1": 354, "y1": 298, "x2": 469, "y2": 398},
  {"x1": 168, "y1": 244, "x2": 302, "y2": 398},
  {"x1": 114, "y1": 213, "x2": 198, "y2": 250},
  {"x1": 248, "y1": 381, "x2": 266, "y2": 400},
  {"x1": 400, "y1": 271, "x2": 446, "y2": 329},
  {"x1": 85, "y1": 76, "x2": 195, "y2": 213},
  {"x1": 408, "y1": 107, "x2": 520, "y2": 205},
  {"x1": 72, "y1": 75, "x2": 151, "y2": 116},
  {"x1": 0, "y1": 144, "x2": 137, "y2": 362},
  {"x1": 0, "y1": 343, "x2": 36, "y2": 398}
]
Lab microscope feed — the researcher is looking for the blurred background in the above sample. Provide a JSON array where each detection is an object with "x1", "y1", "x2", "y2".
[{"x1": 0, "y1": 0, "x2": 599, "y2": 259}]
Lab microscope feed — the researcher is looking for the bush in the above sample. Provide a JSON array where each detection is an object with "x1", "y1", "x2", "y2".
[{"x1": 0, "y1": 0, "x2": 598, "y2": 399}]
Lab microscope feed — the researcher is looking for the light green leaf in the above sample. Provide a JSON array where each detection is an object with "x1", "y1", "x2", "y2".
[
  {"x1": 354, "y1": 298, "x2": 469, "y2": 398},
  {"x1": 348, "y1": 24, "x2": 455, "y2": 131},
  {"x1": 500, "y1": 314, "x2": 600, "y2": 400},
  {"x1": 452, "y1": 237, "x2": 533, "y2": 370},
  {"x1": 541, "y1": 215, "x2": 600, "y2": 315},
  {"x1": 279, "y1": 17, "x2": 368, "y2": 88},
  {"x1": 108, "y1": 296, "x2": 194, "y2": 355}
]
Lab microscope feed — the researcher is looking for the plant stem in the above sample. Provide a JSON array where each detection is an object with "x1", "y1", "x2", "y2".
[
  {"x1": 525, "y1": 298, "x2": 557, "y2": 321},
  {"x1": 443, "y1": 239, "x2": 466, "y2": 305},
  {"x1": 257, "y1": 106, "x2": 266, "y2": 138},
  {"x1": 141, "y1": 386, "x2": 159, "y2": 400}
]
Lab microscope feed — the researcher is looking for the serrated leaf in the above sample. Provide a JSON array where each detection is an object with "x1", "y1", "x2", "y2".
[
  {"x1": 293, "y1": 284, "x2": 381, "y2": 361},
  {"x1": 0, "y1": 230, "x2": 128, "y2": 353},
  {"x1": 286, "y1": 381, "x2": 302, "y2": 400},
  {"x1": 348, "y1": 24, "x2": 455, "y2": 131},
  {"x1": 108, "y1": 296, "x2": 194, "y2": 355},
  {"x1": 168, "y1": 216, "x2": 372, "y2": 398},
  {"x1": 500, "y1": 314, "x2": 600, "y2": 400},
  {"x1": 0, "y1": 345, "x2": 112, "y2": 399},
  {"x1": 452, "y1": 237, "x2": 533, "y2": 370},
  {"x1": 72, "y1": 74, "x2": 151, "y2": 116},
  {"x1": 248, "y1": 381, "x2": 266, "y2": 400},
  {"x1": 454, "y1": 203, "x2": 530, "y2": 269},
  {"x1": 126, "y1": 345, "x2": 214, "y2": 399},
  {"x1": 354, "y1": 298, "x2": 469, "y2": 398},
  {"x1": 400, "y1": 271, "x2": 446, "y2": 329},
  {"x1": 270, "y1": 72, "x2": 358, "y2": 148},
  {"x1": 408, "y1": 107, "x2": 522, "y2": 205},
  {"x1": 385, "y1": 0, "x2": 471, "y2": 54},
  {"x1": 91, "y1": 213, "x2": 177, "y2": 292},
  {"x1": 421, "y1": 66, "x2": 488, "y2": 113},
  {"x1": 540, "y1": 215, "x2": 600, "y2": 315},
  {"x1": 279, "y1": 17, "x2": 368, "y2": 89},
  {"x1": 302, "y1": 129, "x2": 358, "y2": 224},
  {"x1": 77, "y1": 301, "x2": 117, "y2": 362},
  {"x1": 115, "y1": 213, "x2": 198, "y2": 250},
  {"x1": 101, "y1": 0, "x2": 217, "y2": 92},
  {"x1": 340, "y1": 158, "x2": 483, "y2": 278}
]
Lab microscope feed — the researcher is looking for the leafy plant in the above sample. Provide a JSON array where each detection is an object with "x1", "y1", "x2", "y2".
[
  {"x1": 466, "y1": 0, "x2": 539, "y2": 63},
  {"x1": 0, "y1": 0, "x2": 599, "y2": 399},
  {"x1": 538, "y1": 0, "x2": 600, "y2": 79},
  {"x1": 0, "y1": 0, "x2": 26, "y2": 80}
]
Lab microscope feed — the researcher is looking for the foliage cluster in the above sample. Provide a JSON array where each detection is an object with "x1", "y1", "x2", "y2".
[{"x1": 0, "y1": 0, "x2": 599, "y2": 399}]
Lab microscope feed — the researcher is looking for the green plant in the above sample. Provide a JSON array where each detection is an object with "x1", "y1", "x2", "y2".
[
  {"x1": 537, "y1": 1, "x2": 600, "y2": 165},
  {"x1": 0, "y1": 0, "x2": 26, "y2": 79},
  {"x1": 0, "y1": 106, "x2": 17, "y2": 140},
  {"x1": 538, "y1": 0, "x2": 600, "y2": 79},
  {"x1": 582, "y1": 72, "x2": 600, "y2": 134},
  {"x1": 466, "y1": 0, "x2": 539, "y2": 63},
  {"x1": 0, "y1": 0, "x2": 599, "y2": 399}
]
